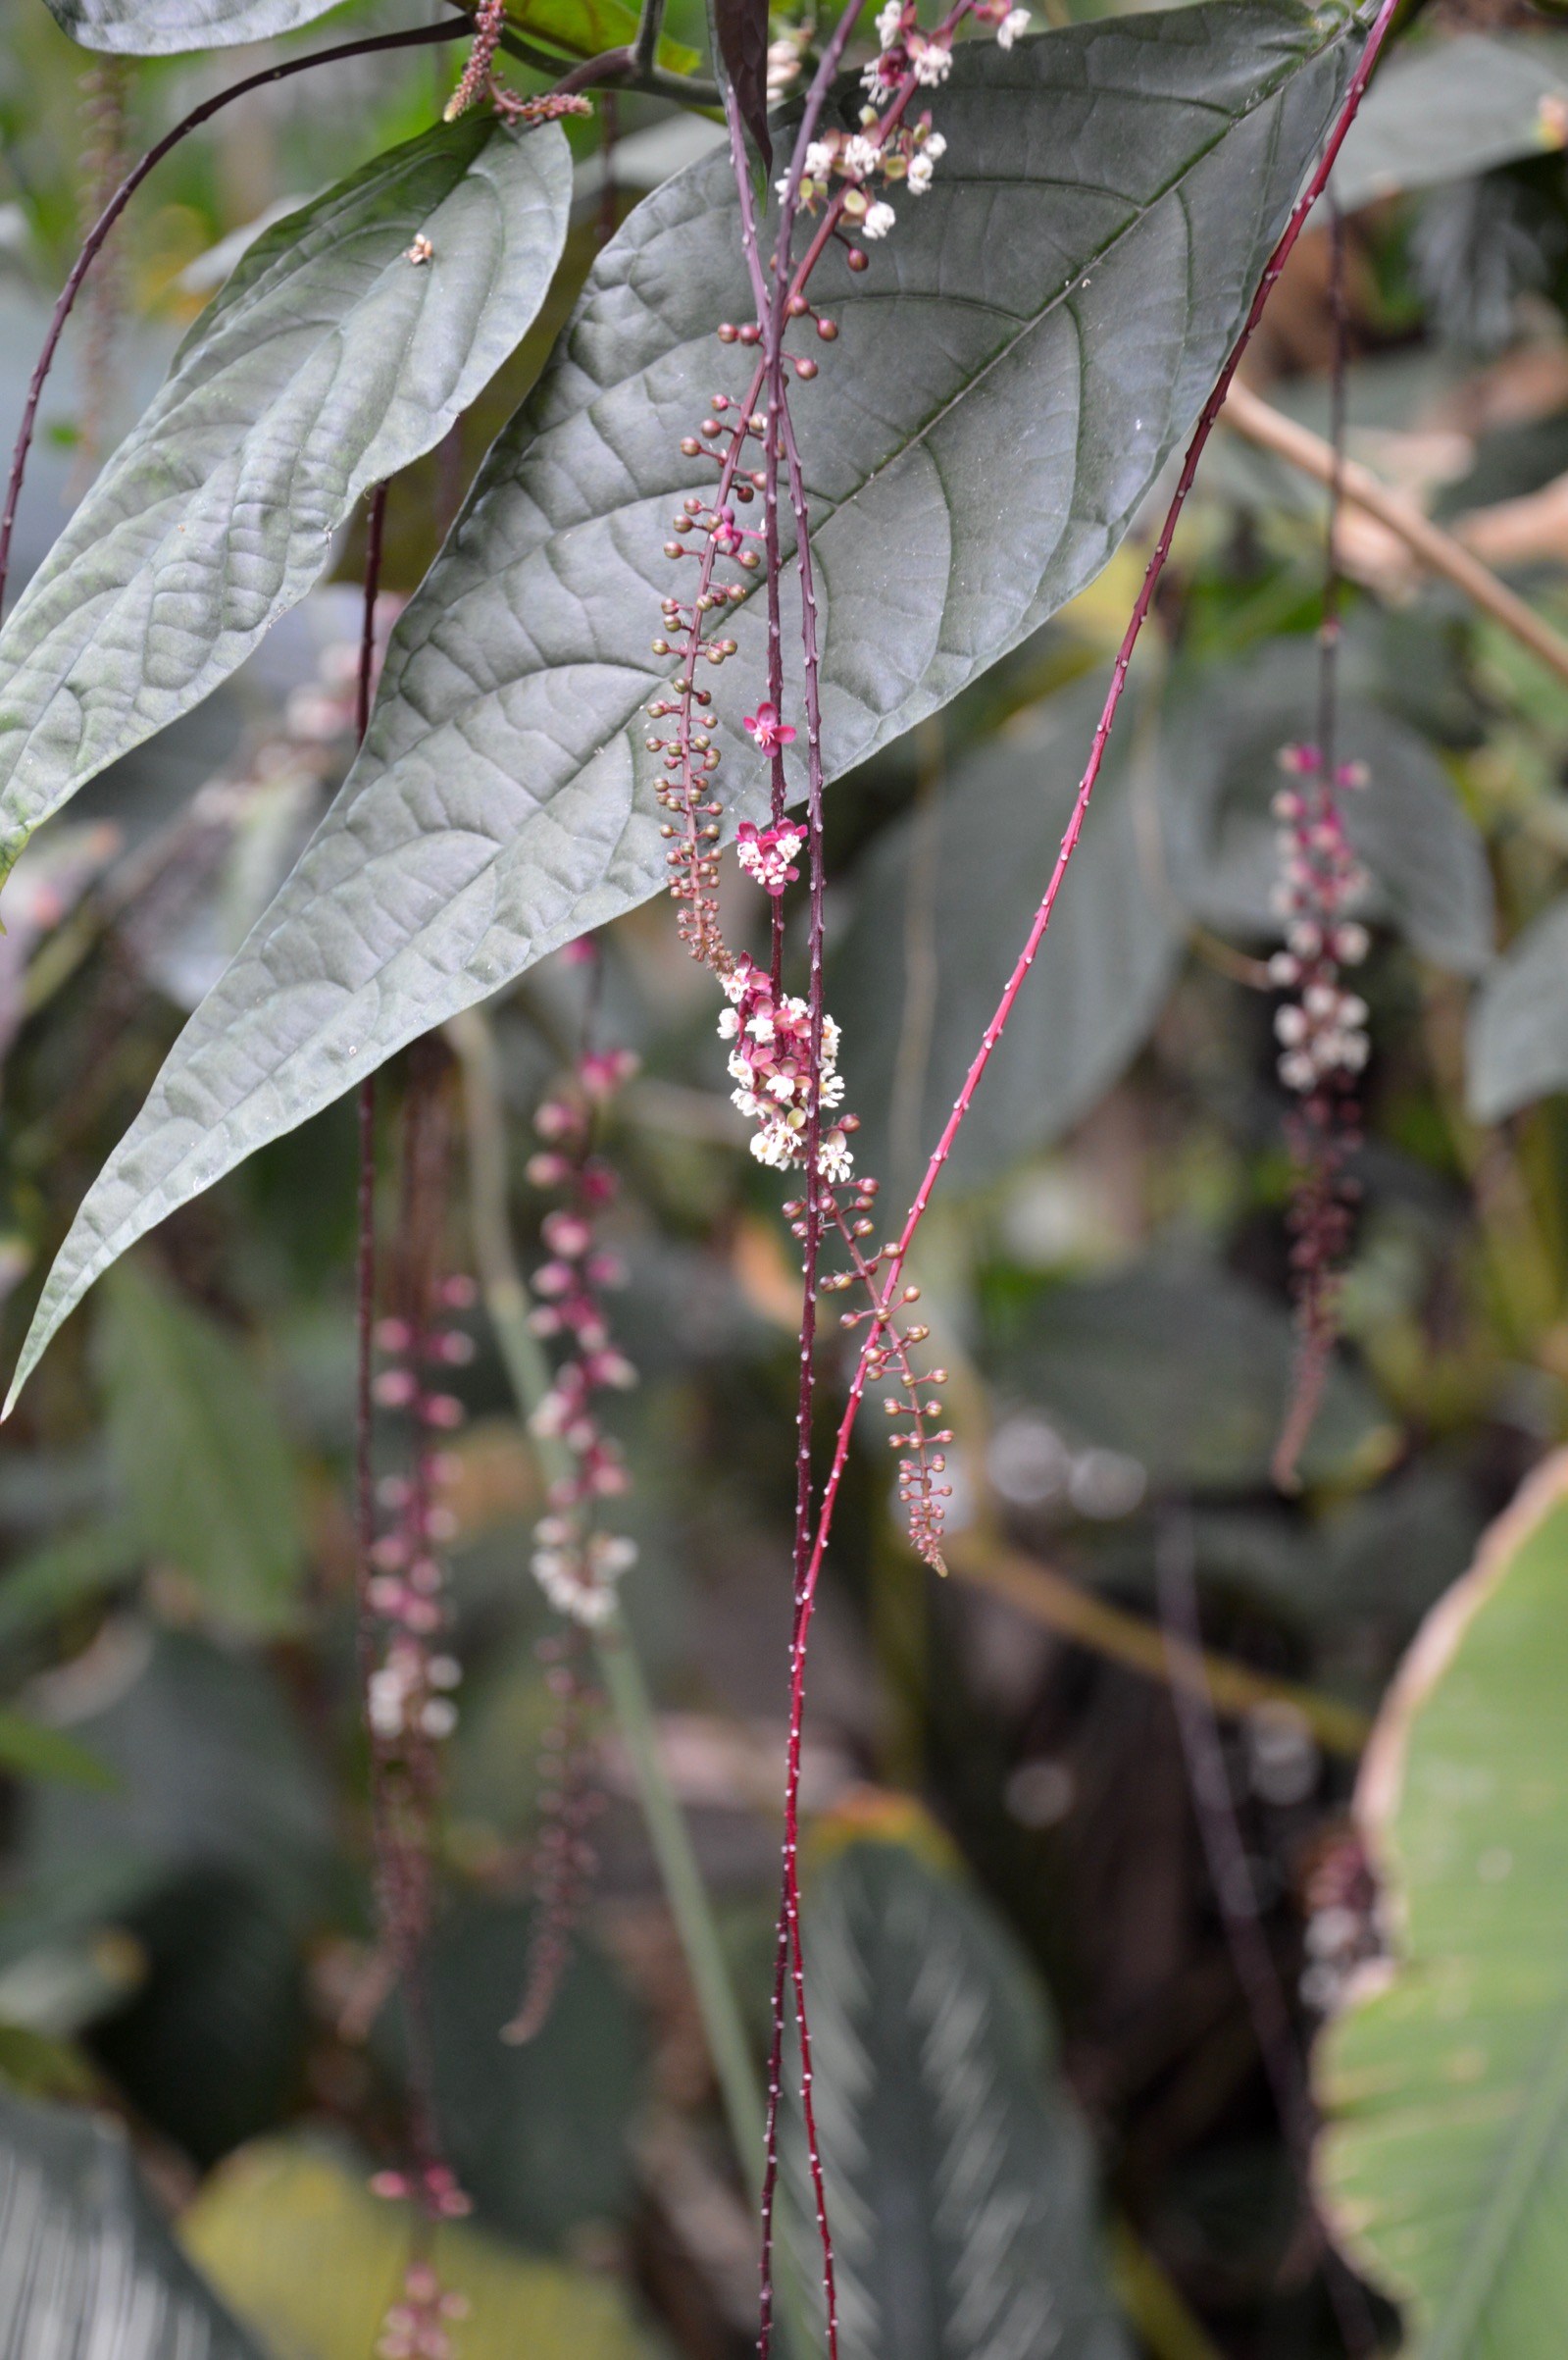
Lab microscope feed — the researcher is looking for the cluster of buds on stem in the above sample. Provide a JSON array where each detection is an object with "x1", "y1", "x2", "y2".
[
  {"x1": 1269, "y1": 743, "x2": 1372, "y2": 1097},
  {"x1": 368, "y1": 1279, "x2": 476, "y2": 1750},
  {"x1": 374, "y1": 2260, "x2": 471, "y2": 2360},
  {"x1": 502, "y1": 1629, "x2": 604, "y2": 2042},
  {"x1": 526, "y1": 1049, "x2": 640, "y2": 1626},
  {"x1": 788, "y1": 1176, "x2": 955, "y2": 1572},
  {"x1": 445, "y1": 0, "x2": 593, "y2": 125}
]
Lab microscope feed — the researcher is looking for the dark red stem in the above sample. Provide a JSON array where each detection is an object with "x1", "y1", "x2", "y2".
[{"x1": 0, "y1": 18, "x2": 465, "y2": 620}]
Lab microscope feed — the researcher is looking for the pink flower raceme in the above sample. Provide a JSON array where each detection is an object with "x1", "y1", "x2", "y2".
[
  {"x1": 736, "y1": 820, "x2": 804, "y2": 897},
  {"x1": 743, "y1": 701, "x2": 797, "y2": 752}
]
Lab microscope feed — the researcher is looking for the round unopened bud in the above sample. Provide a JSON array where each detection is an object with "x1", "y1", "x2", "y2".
[
  {"x1": 717, "y1": 322, "x2": 738, "y2": 342},
  {"x1": 847, "y1": 247, "x2": 870, "y2": 272},
  {"x1": 795, "y1": 356, "x2": 818, "y2": 380},
  {"x1": 817, "y1": 317, "x2": 838, "y2": 339}
]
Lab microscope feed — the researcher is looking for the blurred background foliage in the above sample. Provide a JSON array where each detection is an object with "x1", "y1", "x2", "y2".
[{"x1": 7, "y1": 0, "x2": 1568, "y2": 2353}]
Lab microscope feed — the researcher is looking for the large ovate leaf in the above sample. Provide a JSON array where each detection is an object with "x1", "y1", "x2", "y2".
[
  {"x1": 787, "y1": 1834, "x2": 1132, "y2": 2360},
  {"x1": 0, "y1": 2086, "x2": 266, "y2": 2358},
  {"x1": 830, "y1": 669, "x2": 1181, "y2": 1191},
  {"x1": 1316, "y1": 1449, "x2": 1568, "y2": 2357},
  {"x1": 1331, "y1": 31, "x2": 1568, "y2": 212},
  {"x1": 181, "y1": 2133, "x2": 657, "y2": 2360},
  {"x1": 40, "y1": 0, "x2": 342, "y2": 54},
  {"x1": 0, "y1": 114, "x2": 573, "y2": 878},
  {"x1": 94, "y1": 1260, "x2": 305, "y2": 1636},
  {"x1": 1465, "y1": 897, "x2": 1568, "y2": 1122},
  {"x1": 9, "y1": 0, "x2": 1369, "y2": 1408}
]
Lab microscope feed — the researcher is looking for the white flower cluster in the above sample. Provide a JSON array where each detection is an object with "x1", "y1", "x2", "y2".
[
  {"x1": 531, "y1": 1521, "x2": 637, "y2": 1627},
  {"x1": 1268, "y1": 745, "x2": 1373, "y2": 1096},
  {"x1": 368, "y1": 1641, "x2": 462, "y2": 1743},
  {"x1": 719, "y1": 955, "x2": 852, "y2": 1179}
]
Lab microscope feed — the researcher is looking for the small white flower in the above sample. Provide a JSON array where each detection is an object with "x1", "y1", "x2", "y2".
[
  {"x1": 819, "y1": 1071, "x2": 846, "y2": 1107},
  {"x1": 803, "y1": 139, "x2": 835, "y2": 180},
  {"x1": 817, "y1": 1130, "x2": 854, "y2": 1180},
  {"x1": 717, "y1": 1006, "x2": 739, "y2": 1039},
  {"x1": 768, "y1": 1073, "x2": 797, "y2": 1102},
  {"x1": 421, "y1": 1698, "x2": 458, "y2": 1739},
  {"x1": 996, "y1": 7, "x2": 1030, "y2": 47},
  {"x1": 875, "y1": 0, "x2": 904, "y2": 45},
  {"x1": 923, "y1": 130, "x2": 946, "y2": 161},
  {"x1": 863, "y1": 200, "x2": 896, "y2": 239},
  {"x1": 775, "y1": 177, "x2": 794, "y2": 201},
  {"x1": 910, "y1": 36, "x2": 951, "y2": 83},
  {"x1": 842, "y1": 132, "x2": 881, "y2": 179},
  {"x1": 906, "y1": 152, "x2": 934, "y2": 193},
  {"x1": 748, "y1": 1010, "x2": 775, "y2": 1042}
]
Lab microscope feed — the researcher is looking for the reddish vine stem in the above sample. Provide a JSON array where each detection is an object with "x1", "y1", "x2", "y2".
[
  {"x1": 792, "y1": 0, "x2": 1403, "y2": 1641},
  {"x1": 0, "y1": 18, "x2": 466, "y2": 620}
]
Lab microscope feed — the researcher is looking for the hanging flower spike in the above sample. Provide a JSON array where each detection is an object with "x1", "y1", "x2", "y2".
[
  {"x1": 743, "y1": 701, "x2": 798, "y2": 752},
  {"x1": 736, "y1": 820, "x2": 805, "y2": 898}
]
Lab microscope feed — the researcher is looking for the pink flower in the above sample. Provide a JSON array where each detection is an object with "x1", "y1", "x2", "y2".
[
  {"x1": 743, "y1": 702, "x2": 797, "y2": 752},
  {"x1": 735, "y1": 820, "x2": 804, "y2": 897}
]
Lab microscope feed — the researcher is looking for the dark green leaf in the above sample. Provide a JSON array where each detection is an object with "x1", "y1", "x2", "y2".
[
  {"x1": 378, "y1": 1894, "x2": 644, "y2": 2246},
  {"x1": 94, "y1": 1261, "x2": 305, "y2": 1636},
  {"x1": 11, "y1": 0, "x2": 1368, "y2": 1405},
  {"x1": 0, "y1": 1521, "x2": 144, "y2": 1651},
  {"x1": 831, "y1": 670, "x2": 1182, "y2": 1193},
  {"x1": 0, "y1": 1708, "x2": 117, "y2": 1791},
  {"x1": 90, "y1": 1868, "x2": 306, "y2": 2166},
  {"x1": 995, "y1": 1258, "x2": 1394, "y2": 1492},
  {"x1": 786, "y1": 1837, "x2": 1131, "y2": 2360},
  {"x1": 1156, "y1": 640, "x2": 1493, "y2": 975},
  {"x1": 40, "y1": 0, "x2": 342, "y2": 54},
  {"x1": 18, "y1": 1621, "x2": 334, "y2": 1934},
  {"x1": 1331, "y1": 31, "x2": 1568, "y2": 212},
  {"x1": 0, "y1": 2086, "x2": 266, "y2": 2358},
  {"x1": 0, "y1": 115, "x2": 573, "y2": 877},
  {"x1": 1466, "y1": 897, "x2": 1568, "y2": 1121}
]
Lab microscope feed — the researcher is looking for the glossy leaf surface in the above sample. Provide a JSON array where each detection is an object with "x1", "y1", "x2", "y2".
[
  {"x1": 1317, "y1": 1451, "x2": 1568, "y2": 2357},
  {"x1": 787, "y1": 1836, "x2": 1132, "y2": 2360},
  {"x1": 12, "y1": 0, "x2": 1368, "y2": 1403},
  {"x1": 0, "y1": 2087, "x2": 265, "y2": 2360},
  {"x1": 0, "y1": 115, "x2": 573, "y2": 875}
]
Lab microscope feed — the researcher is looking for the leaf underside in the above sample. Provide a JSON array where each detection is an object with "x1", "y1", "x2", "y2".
[
  {"x1": 0, "y1": 114, "x2": 573, "y2": 877},
  {"x1": 40, "y1": 0, "x2": 342, "y2": 54},
  {"x1": 0, "y1": 2086, "x2": 267, "y2": 2360},
  {"x1": 11, "y1": 0, "x2": 1365, "y2": 1407},
  {"x1": 1316, "y1": 1453, "x2": 1568, "y2": 2358},
  {"x1": 787, "y1": 1838, "x2": 1132, "y2": 2360}
]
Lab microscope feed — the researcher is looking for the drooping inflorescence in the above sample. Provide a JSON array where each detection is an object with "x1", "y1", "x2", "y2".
[
  {"x1": 524, "y1": 1030, "x2": 640, "y2": 1626},
  {"x1": 1268, "y1": 738, "x2": 1371, "y2": 1488}
]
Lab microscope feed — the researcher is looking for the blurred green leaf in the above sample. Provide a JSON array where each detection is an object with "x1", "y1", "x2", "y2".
[
  {"x1": 0, "y1": 116, "x2": 573, "y2": 870},
  {"x1": 996, "y1": 1259, "x2": 1394, "y2": 1493},
  {"x1": 1466, "y1": 897, "x2": 1568, "y2": 1121},
  {"x1": 1318, "y1": 1450, "x2": 1568, "y2": 2356},
  {"x1": 1331, "y1": 31, "x2": 1568, "y2": 212},
  {"x1": 16, "y1": 0, "x2": 1370, "y2": 1399},
  {"x1": 787, "y1": 1836, "x2": 1132, "y2": 2360},
  {"x1": 91, "y1": 1867, "x2": 307, "y2": 2167},
  {"x1": 378, "y1": 1894, "x2": 644, "y2": 2248},
  {"x1": 0, "y1": 1706, "x2": 117, "y2": 1791},
  {"x1": 18, "y1": 1621, "x2": 334, "y2": 1936},
  {"x1": 831, "y1": 671, "x2": 1182, "y2": 1192},
  {"x1": 41, "y1": 0, "x2": 343, "y2": 53},
  {"x1": 0, "y1": 1519, "x2": 143, "y2": 1650},
  {"x1": 0, "y1": 2086, "x2": 266, "y2": 2357},
  {"x1": 95, "y1": 1261, "x2": 304, "y2": 1637},
  {"x1": 182, "y1": 2133, "x2": 657, "y2": 2360},
  {"x1": 514, "y1": 0, "x2": 700, "y2": 71},
  {"x1": 0, "y1": 2019, "x2": 100, "y2": 2100},
  {"x1": 1157, "y1": 641, "x2": 1493, "y2": 976}
]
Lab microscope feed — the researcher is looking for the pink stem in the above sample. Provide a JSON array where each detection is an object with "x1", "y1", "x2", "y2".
[{"x1": 794, "y1": 0, "x2": 1403, "y2": 1693}]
